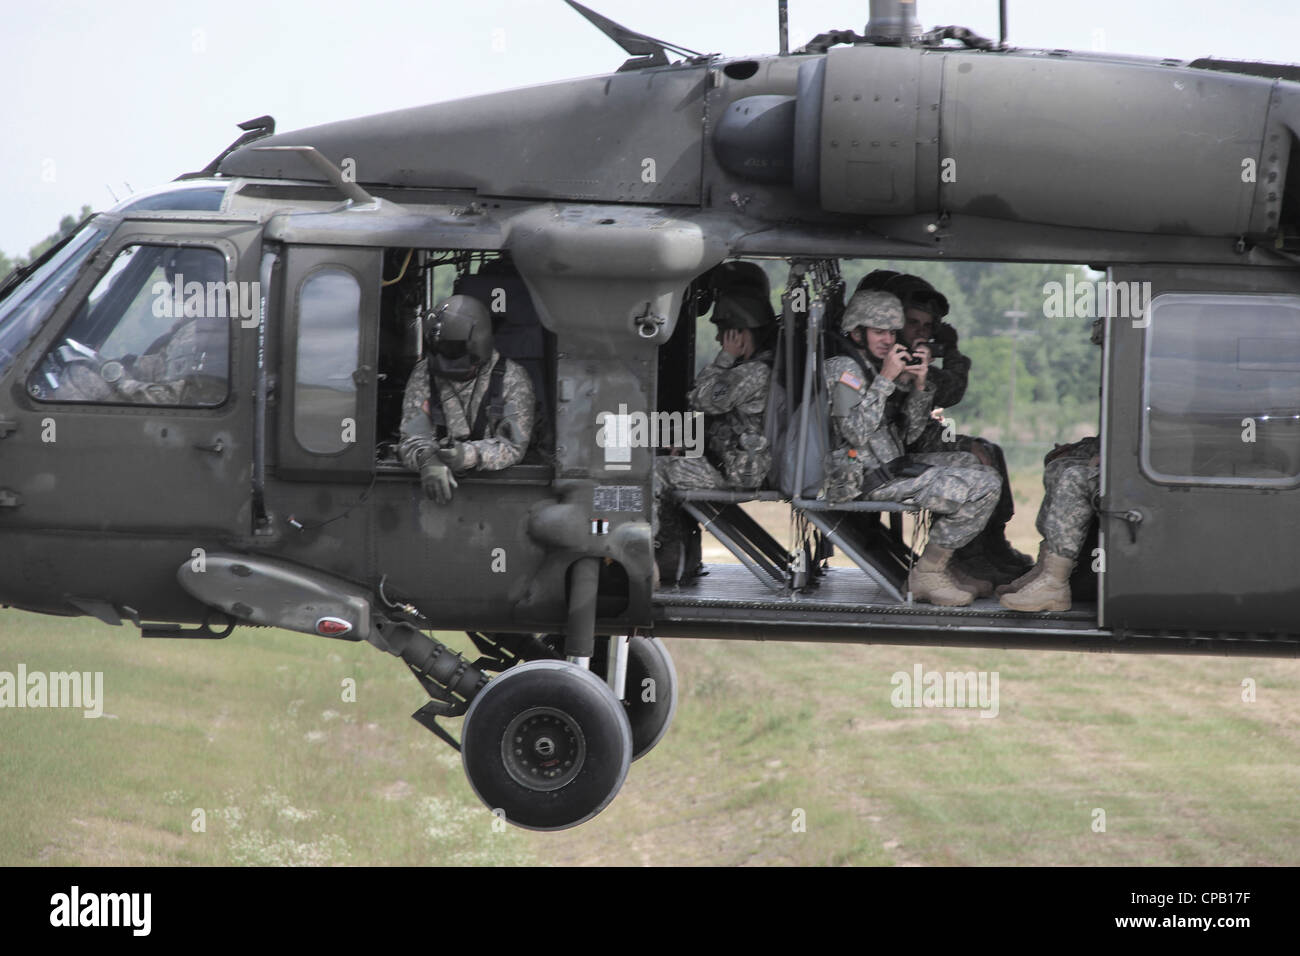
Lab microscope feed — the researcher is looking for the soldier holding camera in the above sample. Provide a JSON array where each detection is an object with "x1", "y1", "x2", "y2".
[
  {"x1": 853, "y1": 271, "x2": 1030, "y2": 589},
  {"x1": 824, "y1": 290, "x2": 1001, "y2": 607}
]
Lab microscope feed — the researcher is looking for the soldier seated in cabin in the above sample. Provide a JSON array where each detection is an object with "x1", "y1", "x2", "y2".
[
  {"x1": 996, "y1": 436, "x2": 1099, "y2": 613},
  {"x1": 653, "y1": 262, "x2": 778, "y2": 582},
  {"x1": 855, "y1": 270, "x2": 1031, "y2": 588},
  {"x1": 997, "y1": 319, "x2": 1106, "y2": 612},
  {"x1": 824, "y1": 289, "x2": 1002, "y2": 607},
  {"x1": 397, "y1": 294, "x2": 534, "y2": 504}
]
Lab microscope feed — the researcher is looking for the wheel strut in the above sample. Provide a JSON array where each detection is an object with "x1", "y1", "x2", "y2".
[{"x1": 368, "y1": 616, "x2": 491, "y2": 750}]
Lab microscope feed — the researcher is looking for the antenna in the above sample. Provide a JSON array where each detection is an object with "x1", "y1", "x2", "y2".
[
  {"x1": 564, "y1": 0, "x2": 702, "y2": 71},
  {"x1": 779, "y1": 1, "x2": 789, "y2": 55}
]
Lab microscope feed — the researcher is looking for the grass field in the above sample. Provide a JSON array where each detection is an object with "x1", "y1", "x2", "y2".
[
  {"x1": 2, "y1": 455, "x2": 1294, "y2": 867},
  {"x1": 2, "y1": 603, "x2": 1297, "y2": 866}
]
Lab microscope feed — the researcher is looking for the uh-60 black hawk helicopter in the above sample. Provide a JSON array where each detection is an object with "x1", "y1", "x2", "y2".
[{"x1": 2, "y1": 0, "x2": 1299, "y2": 829}]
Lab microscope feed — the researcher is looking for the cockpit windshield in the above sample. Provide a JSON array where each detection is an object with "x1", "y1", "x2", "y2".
[{"x1": 0, "y1": 223, "x2": 106, "y2": 381}]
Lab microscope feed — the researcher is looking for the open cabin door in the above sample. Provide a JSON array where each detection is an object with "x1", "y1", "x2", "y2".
[{"x1": 1103, "y1": 262, "x2": 1300, "y2": 633}]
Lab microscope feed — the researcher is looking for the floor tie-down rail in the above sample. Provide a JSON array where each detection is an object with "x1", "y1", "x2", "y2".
[{"x1": 671, "y1": 490, "x2": 791, "y2": 592}]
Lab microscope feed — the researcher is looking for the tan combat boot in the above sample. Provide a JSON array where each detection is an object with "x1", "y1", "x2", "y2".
[
  {"x1": 998, "y1": 550, "x2": 1074, "y2": 612},
  {"x1": 908, "y1": 543, "x2": 975, "y2": 607},
  {"x1": 995, "y1": 544, "x2": 1045, "y2": 597}
]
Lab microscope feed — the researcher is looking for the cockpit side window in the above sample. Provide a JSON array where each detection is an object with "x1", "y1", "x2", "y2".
[
  {"x1": 27, "y1": 244, "x2": 231, "y2": 407},
  {"x1": 0, "y1": 225, "x2": 104, "y2": 382}
]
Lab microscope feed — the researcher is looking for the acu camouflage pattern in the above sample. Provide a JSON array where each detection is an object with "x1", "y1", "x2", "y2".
[
  {"x1": 866, "y1": 450, "x2": 1001, "y2": 550},
  {"x1": 653, "y1": 348, "x2": 773, "y2": 559},
  {"x1": 681, "y1": 349, "x2": 773, "y2": 489},
  {"x1": 58, "y1": 317, "x2": 228, "y2": 406},
  {"x1": 841, "y1": 289, "x2": 904, "y2": 333},
  {"x1": 1037, "y1": 436, "x2": 1101, "y2": 559},
  {"x1": 397, "y1": 352, "x2": 534, "y2": 472},
  {"x1": 821, "y1": 348, "x2": 999, "y2": 550},
  {"x1": 822, "y1": 354, "x2": 935, "y2": 498}
]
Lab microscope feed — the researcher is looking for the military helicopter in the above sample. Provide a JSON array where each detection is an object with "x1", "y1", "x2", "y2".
[{"x1": 2, "y1": 0, "x2": 1299, "y2": 830}]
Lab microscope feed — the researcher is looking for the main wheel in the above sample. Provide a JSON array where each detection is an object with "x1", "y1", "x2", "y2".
[
  {"x1": 461, "y1": 660, "x2": 632, "y2": 830},
  {"x1": 623, "y1": 636, "x2": 678, "y2": 761},
  {"x1": 589, "y1": 635, "x2": 679, "y2": 761}
]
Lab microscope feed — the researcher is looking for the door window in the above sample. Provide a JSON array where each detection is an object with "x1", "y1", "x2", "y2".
[
  {"x1": 1143, "y1": 293, "x2": 1300, "y2": 485},
  {"x1": 293, "y1": 267, "x2": 361, "y2": 454}
]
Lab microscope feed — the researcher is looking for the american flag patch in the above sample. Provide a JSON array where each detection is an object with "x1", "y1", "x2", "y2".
[{"x1": 838, "y1": 371, "x2": 864, "y2": 390}]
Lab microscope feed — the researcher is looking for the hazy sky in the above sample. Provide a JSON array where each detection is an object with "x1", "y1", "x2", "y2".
[{"x1": 2, "y1": 0, "x2": 1298, "y2": 255}]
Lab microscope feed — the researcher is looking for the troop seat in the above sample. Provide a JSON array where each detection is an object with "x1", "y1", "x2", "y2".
[
  {"x1": 668, "y1": 489, "x2": 790, "y2": 592},
  {"x1": 668, "y1": 487, "x2": 924, "y2": 601},
  {"x1": 791, "y1": 496, "x2": 921, "y2": 602}
]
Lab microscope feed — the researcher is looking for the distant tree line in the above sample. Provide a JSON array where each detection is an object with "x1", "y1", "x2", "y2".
[
  {"x1": 697, "y1": 258, "x2": 1102, "y2": 444},
  {"x1": 0, "y1": 205, "x2": 94, "y2": 285}
]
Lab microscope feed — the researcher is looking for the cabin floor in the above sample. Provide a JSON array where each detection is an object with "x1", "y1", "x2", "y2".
[{"x1": 653, "y1": 564, "x2": 1098, "y2": 634}]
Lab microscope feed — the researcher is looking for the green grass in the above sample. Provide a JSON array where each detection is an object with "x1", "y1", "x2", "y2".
[{"x1": 2, "y1": 610, "x2": 1297, "y2": 866}]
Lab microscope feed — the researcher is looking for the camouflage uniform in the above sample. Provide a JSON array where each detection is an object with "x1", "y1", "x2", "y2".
[
  {"x1": 397, "y1": 352, "x2": 534, "y2": 472},
  {"x1": 657, "y1": 348, "x2": 773, "y2": 494},
  {"x1": 58, "y1": 318, "x2": 228, "y2": 406},
  {"x1": 1036, "y1": 436, "x2": 1100, "y2": 559},
  {"x1": 119, "y1": 318, "x2": 228, "y2": 405},
  {"x1": 823, "y1": 353, "x2": 999, "y2": 549}
]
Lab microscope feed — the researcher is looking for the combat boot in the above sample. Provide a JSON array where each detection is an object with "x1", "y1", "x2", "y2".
[
  {"x1": 908, "y1": 543, "x2": 975, "y2": 607},
  {"x1": 954, "y1": 538, "x2": 1019, "y2": 588},
  {"x1": 983, "y1": 528, "x2": 1033, "y2": 577},
  {"x1": 998, "y1": 550, "x2": 1075, "y2": 612},
  {"x1": 995, "y1": 544, "x2": 1045, "y2": 597},
  {"x1": 947, "y1": 561, "x2": 994, "y2": 598}
]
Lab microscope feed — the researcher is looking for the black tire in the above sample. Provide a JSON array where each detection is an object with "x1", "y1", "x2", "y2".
[
  {"x1": 591, "y1": 636, "x2": 679, "y2": 761},
  {"x1": 623, "y1": 636, "x2": 678, "y2": 760},
  {"x1": 461, "y1": 660, "x2": 632, "y2": 831}
]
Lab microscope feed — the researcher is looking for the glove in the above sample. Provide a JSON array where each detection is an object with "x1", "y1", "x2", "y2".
[
  {"x1": 420, "y1": 460, "x2": 458, "y2": 503},
  {"x1": 932, "y1": 321, "x2": 958, "y2": 350},
  {"x1": 435, "y1": 441, "x2": 473, "y2": 473}
]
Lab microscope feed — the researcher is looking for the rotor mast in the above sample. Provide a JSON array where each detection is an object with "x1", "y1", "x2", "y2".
[{"x1": 864, "y1": 0, "x2": 922, "y2": 45}]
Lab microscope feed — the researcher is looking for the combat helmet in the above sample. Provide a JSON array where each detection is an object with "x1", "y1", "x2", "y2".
[
  {"x1": 854, "y1": 269, "x2": 903, "y2": 294},
  {"x1": 884, "y1": 274, "x2": 950, "y2": 318},
  {"x1": 841, "y1": 289, "x2": 904, "y2": 333},
  {"x1": 425, "y1": 294, "x2": 493, "y2": 380},
  {"x1": 710, "y1": 261, "x2": 776, "y2": 330}
]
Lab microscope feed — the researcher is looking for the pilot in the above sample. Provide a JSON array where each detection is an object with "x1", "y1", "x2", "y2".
[
  {"x1": 397, "y1": 294, "x2": 534, "y2": 504},
  {"x1": 111, "y1": 248, "x2": 230, "y2": 406},
  {"x1": 653, "y1": 262, "x2": 777, "y2": 581},
  {"x1": 824, "y1": 289, "x2": 1001, "y2": 607},
  {"x1": 998, "y1": 319, "x2": 1105, "y2": 612},
  {"x1": 861, "y1": 271, "x2": 1031, "y2": 589}
]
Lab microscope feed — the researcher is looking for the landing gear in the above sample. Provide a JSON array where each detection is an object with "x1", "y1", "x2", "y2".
[
  {"x1": 592, "y1": 635, "x2": 678, "y2": 760},
  {"x1": 461, "y1": 660, "x2": 632, "y2": 830}
]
